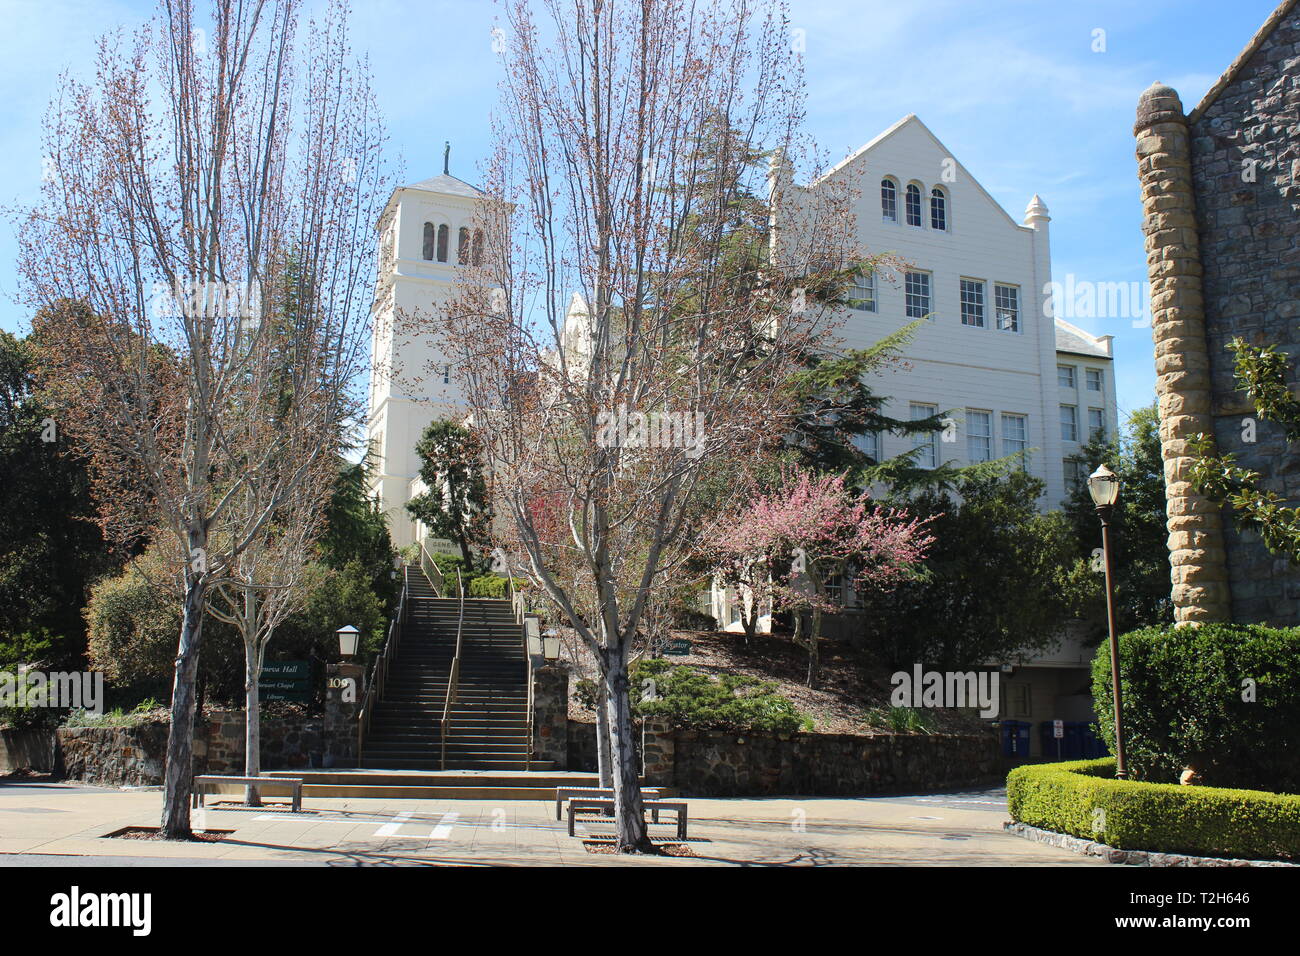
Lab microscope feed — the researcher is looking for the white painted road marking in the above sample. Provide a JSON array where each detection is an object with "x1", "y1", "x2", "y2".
[
  {"x1": 374, "y1": 811, "x2": 414, "y2": 836},
  {"x1": 430, "y1": 812, "x2": 459, "y2": 839}
]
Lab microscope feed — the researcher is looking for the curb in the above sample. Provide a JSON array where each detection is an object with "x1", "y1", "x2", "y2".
[{"x1": 1003, "y1": 821, "x2": 1297, "y2": 868}]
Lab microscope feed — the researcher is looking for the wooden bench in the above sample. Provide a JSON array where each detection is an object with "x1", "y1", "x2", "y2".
[
  {"x1": 192, "y1": 775, "x2": 303, "y2": 812},
  {"x1": 554, "y1": 786, "x2": 665, "y2": 821},
  {"x1": 567, "y1": 798, "x2": 688, "y2": 840}
]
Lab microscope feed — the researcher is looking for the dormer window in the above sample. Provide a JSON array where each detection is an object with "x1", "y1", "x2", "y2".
[
  {"x1": 905, "y1": 184, "x2": 923, "y2": 227},
  {"x1": 436, "y1": 224, "x2": 449, "y2": 263},
  {"x1": 422, "y1": 222, "x2": 436, "y2": 261},
  {"x1": 881, "y1": 179, "x2": 897, "y2": 222},
  {"x1": 930, "y1": 188, "x2": 947, "y2": 231}
]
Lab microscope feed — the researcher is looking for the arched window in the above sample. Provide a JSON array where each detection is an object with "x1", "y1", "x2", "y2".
[
  {"x1": 436, "y1": 224, "x2": 449, "y2": 263},
  {"x1": 457, "y1": 227, "x2": 471, "y2": 265},
  {"x1": 472, "y1": 229, "x2": 484, "y2": 266},
  {"x1": 422, "y1": 222, "x2": 436, "y2": 261},
  {"x1": 930, "y1": 187, "x2": 947, "y2": 231},
  {"x1": 905, "y1": 184, "x2": 923, "y2": 227},
  {"x1": 880, "y1": 179, "x2": 897, "y2": 222}
]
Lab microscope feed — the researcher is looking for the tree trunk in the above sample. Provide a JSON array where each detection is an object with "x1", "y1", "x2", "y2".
[
  {"x1": 595, "y1": 681, "x2": 613, "y2": 788},
  {"x1": 807, "y1": 605, "x2": 822, "y2": 689},
  {"x1": 603, "y1": 645, "x2": 651, "y2": 853},
  {"x1": 243, "y1": 639, "x2": 263, "y2": 807},
  {"x1": 160, "y1": 574, "x2": 206, "y2": 839}
]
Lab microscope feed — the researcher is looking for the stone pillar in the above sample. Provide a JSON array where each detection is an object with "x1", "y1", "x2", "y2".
[
  {"x1": 640, "y1": 718, "x2": 675, "y2": 787},
  {"x1": 1134, "y1": 82, "x2": 1232, "y2": 624},
  {"x1": 531, "y1": 662, "x2": 569, "y2": 768},
  {"x1": 325, "y1": 661, "x2": 364, "y2": 767}
]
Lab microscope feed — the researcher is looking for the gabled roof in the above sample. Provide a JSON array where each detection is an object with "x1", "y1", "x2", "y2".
[
  {"x1": 813, "y1": 114, "x2": 1028, "y2": 232},
  {"x1": 1055, "y1": 318, "x2": 1113, "y2": 359},
  {"x1": 1189, "y1": 0, "x2": 1298, "y2": 123},
  {"x1": 403, "y1": 173, "x2": 485, "y2": 199}
]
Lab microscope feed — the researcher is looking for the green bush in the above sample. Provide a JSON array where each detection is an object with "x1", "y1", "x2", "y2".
[
  {"x1": 1092, "y1": 622, "x2": 1300, "y2": 791},
  {"x1": 630, "y1": 659, "x2": 807, "y2": 734},
  {"x1": 1008, "y1": 758, "x2": 1300, "y2": 861},
  {"x1": 466, "y1": 575, "x2": 525, "y2": 599},
  {"x1": 573, "y1": 660, "x2": 809, "y2": 733}
]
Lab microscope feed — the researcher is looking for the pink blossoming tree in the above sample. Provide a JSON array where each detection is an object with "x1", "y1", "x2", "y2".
[{"x1": 714, "y1": 470, "x2": 935, "y2": 686}]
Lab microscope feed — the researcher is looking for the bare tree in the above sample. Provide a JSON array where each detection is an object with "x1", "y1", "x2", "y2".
[
  {"x1": 17, "y1": 0, "x2": 386, "y2": 838},
  {"x1": 438, "y1": 0, "x2": 857, "y2": 851}
]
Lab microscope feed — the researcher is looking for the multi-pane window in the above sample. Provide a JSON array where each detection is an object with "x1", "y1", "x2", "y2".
[
  {"x1": 1060, "y1": 405, "x2": 1078, "y2": 443},
  {"x1": 422, "y1": 222, "x2": 436, "y2": 261},
  {"x1": 1086, "y1": 368, "x2": 1104, "y2": 394},
  {"x1": 442, "y1": 365, "x2": 451, "y2": 385},
  {"x1": 905, "y1": 184, "x2": 923, "y2": 226},
  {"x1": 905, "y1": 271, "x2": 931, "y2": 319},
  {"x1": 1064, "y1": 458, "x2": 1088, "y2": 491},
  {"x1": 910, "y1": 403, "x2": 938, "y2": 468},
  {"x1": 1058, "y1": 364, "x2": 1076, "y2": 389},
  {"x1": 849, "y1": 271, "x2": 877, "y2": 312},
  {"x1": 1001, "y1": 413, "x2": 1027, "y2": 457},
  {"x1": 966, "y1": 409, "x2": 992, "y2": 462},
  {"x1": 854, "y1": 430, "x2": 880, "y2": 463},
  {"x1": 930, "y1": 188, "x2": 947, "y2": 231},
  {"x1": 1088, "y1": 408, "x2": 1105, "y2": 440},
  {"x1": 995, "y1": 283, "x2": 1020, "y2": 332},
  {"x1": 881, "y1": 179, "x2": 897, "y2": 222},
  {"x1": 960, "y1": 279, "x2": 985, "y2": 327}
]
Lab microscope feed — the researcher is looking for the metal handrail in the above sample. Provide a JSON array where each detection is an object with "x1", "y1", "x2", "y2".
[
  {"x1": 509, "y1": 572, "x2": 535, "y2": 772},
  {"x1": 420, "y1": 541, "x2": 444, "y2": 596},
  {"x1": 357, "y1": 567, "x2": 409, "y2": 756},
  {"x1": 439, "y1": 567, "x2": 465, "y2": 771}
]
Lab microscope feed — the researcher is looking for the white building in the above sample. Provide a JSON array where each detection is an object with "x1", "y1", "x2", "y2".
[
  {"x1": 712, "y1": 116, "x2": 1119, "y2": 750},
  {"x1": 366, "y1": 171, "x2": 486, "y2": 549}
]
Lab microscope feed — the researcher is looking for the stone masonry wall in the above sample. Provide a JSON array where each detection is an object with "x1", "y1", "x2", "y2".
[
  {"x1": 567, "y1": 719, "x2": 1001, "y2": 797},
  {"x1": 1187, "y1": 7, "x2": 1300, "y2": 625},
  {"x1": 54, "y1": 710, "x2": 343, "y2": 787}
]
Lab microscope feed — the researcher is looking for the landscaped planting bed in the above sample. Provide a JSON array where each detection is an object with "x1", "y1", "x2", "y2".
[{"x1": 1007, "y1": 758, "x2": 1300, "y2": 862}]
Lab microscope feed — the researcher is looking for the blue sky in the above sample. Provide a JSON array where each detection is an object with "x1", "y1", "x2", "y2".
[{"x1": 0, "y1": 0, "x2": 1284, "y2": 421}]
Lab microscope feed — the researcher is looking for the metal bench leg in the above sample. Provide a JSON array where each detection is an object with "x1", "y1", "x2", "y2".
[
  {"x1": 678, "y1": 808, "x2": 687, "y2": 841},
  {"x1": 292, "y1": 787, "x2": 301, "y2": 813},
  {"x1": 567, "y1": 804, "x2": 577, "y2": 837},
  {"x1": 555, "y1": 794, "x2": 562, "y2": 821}
]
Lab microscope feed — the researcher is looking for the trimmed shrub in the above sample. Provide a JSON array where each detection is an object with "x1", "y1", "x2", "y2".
[
  {"x1": 1008, "y1": 758, "x2": 1300, "y2": 861},
  {"x1": 1092, "y1": 622, "x2": 1300, "y2": 791},
  {"x1": 466, "y1": 575, "x2": 525, "y2": 600}
]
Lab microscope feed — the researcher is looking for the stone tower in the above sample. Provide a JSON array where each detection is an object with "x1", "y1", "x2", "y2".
[{"x1": 1132, "y1": 0, "x2": 1300, "y2": 626}]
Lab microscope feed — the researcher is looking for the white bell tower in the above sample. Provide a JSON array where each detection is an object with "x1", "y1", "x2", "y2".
[{"x1": 367, "y1": 155, "x2": 488, "y2": 549}]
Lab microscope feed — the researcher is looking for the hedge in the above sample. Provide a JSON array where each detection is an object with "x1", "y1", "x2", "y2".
[
  {"x1": 1007, "y1": 758, "x2": 1300, "y2": 861},
  {"x1": 1092, "y1": 622, "x2": 1300, "y2": 791}
]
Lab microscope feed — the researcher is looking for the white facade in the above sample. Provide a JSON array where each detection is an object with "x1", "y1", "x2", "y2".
[
  {"x1": 367, "y1": 173, "x2": 487, "y2": 548},
  {"x1": 714, "y1": 114, "x2": 1118, "y2": 633}
]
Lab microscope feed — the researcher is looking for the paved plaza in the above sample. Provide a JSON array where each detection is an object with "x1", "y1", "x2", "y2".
[{"x1": 0, "y1": 779, "x2": 1103, "y2": 866}]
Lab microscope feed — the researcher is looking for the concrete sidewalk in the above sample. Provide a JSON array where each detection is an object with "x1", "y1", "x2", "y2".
[{"x1": 0, "y1": 780, "x2": 1103, "y2": 866}]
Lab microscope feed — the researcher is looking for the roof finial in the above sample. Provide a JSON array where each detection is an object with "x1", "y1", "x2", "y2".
[{"x1": 443, "y1": 141, "x2": 451, "y2": 176}]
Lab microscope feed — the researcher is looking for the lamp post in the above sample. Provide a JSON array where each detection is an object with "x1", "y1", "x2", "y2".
[
  {"x1": 336, "y1": 624, "x2": 359, "y2": 661},
  {"x1": 1087, "y1": 463, "x2": 1128, "y2": 780}
]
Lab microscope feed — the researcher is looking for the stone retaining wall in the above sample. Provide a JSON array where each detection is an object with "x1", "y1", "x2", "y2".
[
  {"x1": 567, "y1": 719, "x2": 1001, "y2": 796},
  {"x1": 0, "y1": 728, "x2": 57, "y2": 774},
  {"x1": 49, "y1": 709, "x2": 345, "y2": 788}
]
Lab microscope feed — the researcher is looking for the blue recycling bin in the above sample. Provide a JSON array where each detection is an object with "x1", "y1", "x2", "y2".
[
  {"x1": 1079, "y1": 723, "x2": 1110, "y2": 759},
  {"x1": 1000, "y1": 720, "x2": 1032, "y2": 758}
]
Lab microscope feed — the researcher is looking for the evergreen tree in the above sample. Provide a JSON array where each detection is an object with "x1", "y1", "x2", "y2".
[{"x1": 406, "y1": 420, "x2": 492, "y2": 567}]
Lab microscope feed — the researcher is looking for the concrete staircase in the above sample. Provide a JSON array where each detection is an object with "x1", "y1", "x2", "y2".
[
  {"x1": 360, "y1": 569, "x2": 549, "y2": 772},
  {"x1": 263, "y1": 769, "x2": 602, "y2": 801}
]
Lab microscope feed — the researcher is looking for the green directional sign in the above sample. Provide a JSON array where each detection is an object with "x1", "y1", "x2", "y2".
[{"x1": 259, "y1": 660, "x2": 312, "y2": 702}]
